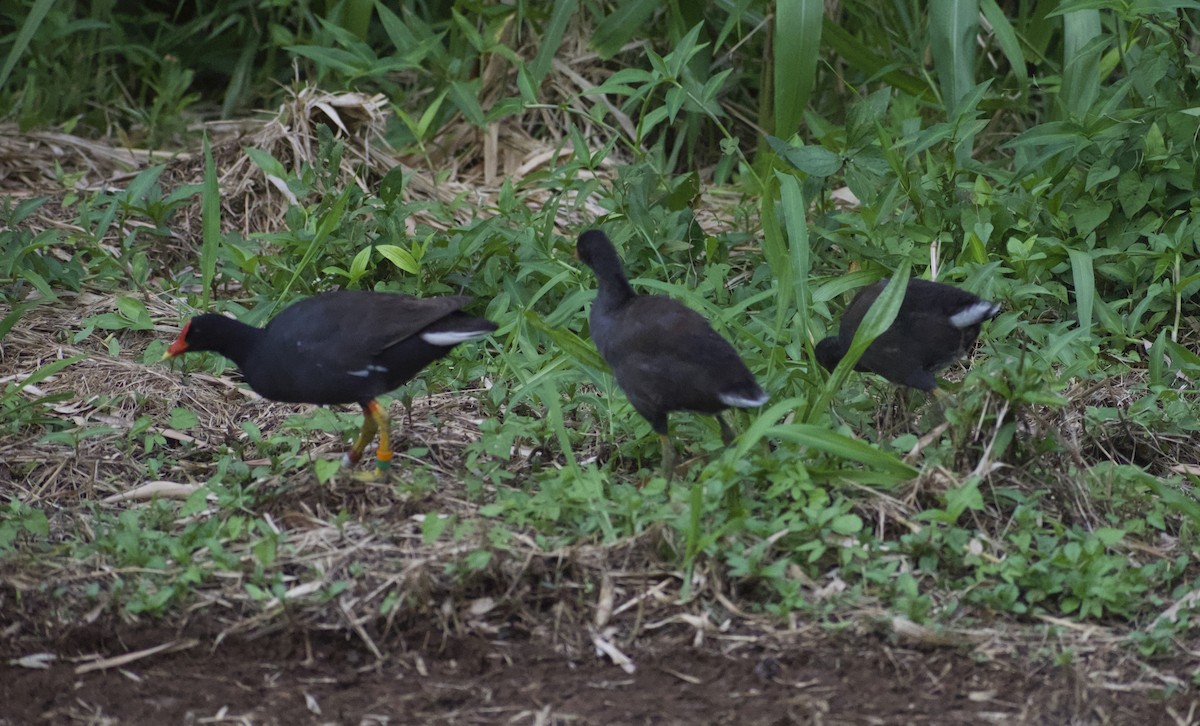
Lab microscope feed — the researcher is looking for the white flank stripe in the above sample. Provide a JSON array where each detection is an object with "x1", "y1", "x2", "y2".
[
  {"x1": 720, "y1": 390, "x2": 769, "y2": 408},
  {"x1": 949, "y1": 301, "x2": 1000, "y2": 328},
  {"x1": 346, "y1": 369, "x2": 371, "y2": 378},
  {"x1": 421, "y1": 329, "x2": 491, "y2": 346}
]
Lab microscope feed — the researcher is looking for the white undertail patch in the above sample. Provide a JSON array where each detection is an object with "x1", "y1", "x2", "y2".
[
  {"x1": 421, "y1": 329, "x2": 492, "y2": 346},
  {"x1": 720, "y1": 390, "x2": 769, "y2": 408},
  {"x1": 949, "y1": 301, "x2": 1000, "y2": 328}
]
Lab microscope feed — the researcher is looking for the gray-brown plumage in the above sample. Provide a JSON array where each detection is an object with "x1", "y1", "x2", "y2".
[
  {"x1": 816, "y1": 278, "x2": 999, "y2": 392},
  {"x1": 576, "y1": 230, "x2": 767, "y2": 478}
]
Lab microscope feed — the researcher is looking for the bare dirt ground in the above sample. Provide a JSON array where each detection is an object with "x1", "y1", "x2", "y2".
[{"x1": 3, "y1": 615, "x2": 1194, "y2": 725}]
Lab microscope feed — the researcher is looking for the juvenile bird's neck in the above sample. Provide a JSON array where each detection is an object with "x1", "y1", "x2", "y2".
[{"x1": 592, "y1": 262, "x2": 636, "y2": 313}]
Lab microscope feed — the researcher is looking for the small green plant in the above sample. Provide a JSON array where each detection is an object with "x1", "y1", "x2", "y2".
[{"x1": 0, "y1": 500, "x2": 50, "y2": 554}]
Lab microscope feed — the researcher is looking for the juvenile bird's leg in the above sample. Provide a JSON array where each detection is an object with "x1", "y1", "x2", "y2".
[
  {"x1": 659, "y1": 434, "x2": 678, "y2": 483},
  {"x1": 717, "y1": 414, "x2": 736, "y2": 447}
]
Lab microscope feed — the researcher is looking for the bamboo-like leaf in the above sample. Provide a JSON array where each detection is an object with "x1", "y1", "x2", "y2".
[
  {"x1": 339, "y1": 0, "x2": 373, "y2": 40},
  {"x1": 768, "y1": 425, "x2": 917, "y2": 483},
  {"x1": 821, "y1": 20, "x2": 933, "y2": 101},
  {"x1": 759, "y1": 179, "x2": 790, "y2": 339},
  {"x1": 539, "y1": 381, "x2": 579, "y2": 469},
  {"x1": 929, "y1": 0, "x2": 978, "y2": 110},
  {"x1": 123, "y1": 165, "x2": 165, "y2": 207},
  {"x1": 591, "y1": 0, "x2": 659, "y2": 59},
  {"x1": 778, "y1": 172, "x2": 810, "y2": 346},
  {"x1": 1066, "y1": 247, "x2": 1095, "y2": 334},
  {"x1": 930, "y1": 0, "x2": 978, "y2": 164},
  {"x1": 448, "y1": 80, "x2": 485, "y2": 126},
  {"x1": 734, "y1": 398, "x2": 916, "y2": 484},
  {"x1": 1061, "y1": 9, "x2": 1103, "y2": 118},
  {"x1": 809, "y1": 267, "x2": 911, "y2": 420},
  {"x1": 0, "y1": 303, "x2": 32, "y2": 343},
  {"x1": 529, "y1": 0, "x2": 578, "y2": 84},
  {"x1": 376, "y1": 244, "x2": 419, "y2": 274},
  {"x1": 525, "y1": 310, "x2": 607, "y2": 373},
  {"x1": 277, "y1": 187, "x2": 352, "y2": 306},
  {"x1": 774, "y1": 0, "x2": 823, "y2": 139},
  {"x1": 839, "y1": 269, "x2": 909, "y2": 367},
  {"x1": 1141, "y1": 470, "x2": 1200, "y2": 529},
  {"x1": 0, "y1": 0, "x2": 52, "y2": 91},
  {"x1": 375, "y1": 2, "x2": 419, "y2": 54},
  {"x1": 980, "y1": 0, "x2": 1028, "y2": 89}
]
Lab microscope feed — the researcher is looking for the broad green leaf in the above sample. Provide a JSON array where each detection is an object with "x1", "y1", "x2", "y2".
[
  {"x1": 377, "y1": 244, "x2": 419, "y2": 274},
  {"x1": 448, "y1": 80, "x2": 485, "y2": 126},
  {"x1": 767, "y1": 137, "x2": 842, "y2": 176},
  {"x1": 169, "y1": 408, "x2": 199, "y2": 430}
]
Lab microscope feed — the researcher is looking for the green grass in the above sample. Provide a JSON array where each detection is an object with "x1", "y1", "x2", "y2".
[{"x1": 1, "y1": 1, "x2": 1199, "y2": 671}]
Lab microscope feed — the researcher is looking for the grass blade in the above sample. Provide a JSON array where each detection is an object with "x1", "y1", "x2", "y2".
[
  {"x1": 773, "y1": 0, "x2": 823, "y2": 139},
  {"x1": 779, "y1": 172, "x2": 810, "y2": 345},
  {"x1": 807, "y1": 266, "x2": 911, "y2": 421},
  {"x1": 821, "y1": 20, "x2": 933, "y2": 101},
  {"x1": 591, "y1": 0, "x2": 659, "y2": 59},
  {"x1": 1061, "y1": 8, "x2": 1103, "y2": 118},
  {"x1": 0, "y1": 303, "x2": 32, "y2": 342},
  {"x1": 929, "y1": 0, "x2": 977, "y2": 111},
  {"x1": 980, "y1": 0, "x2": 1028, "y2": 90},
  {"x1": 200, "y1": 134, "x2": 220, "y2": 307},
  {"x1": 530, "y1": 0, "x2": 578, "y2": 84},
  {"x1": 930, "y1": 0, "x2": 978, "y2": 164},
  {"x1": 0, "y1": 0, "x2": 53, "y2": 91},
  {"x1": 1066, "y1": 247, "x2": 1095, "y2": 334},
  {"x1": 0, "y1": 355, "x2": 86, "y2": 406}
]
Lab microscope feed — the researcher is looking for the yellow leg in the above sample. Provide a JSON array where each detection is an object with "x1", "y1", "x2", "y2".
[
  {"x1": 345, "y1": 403, "x2": 379, "y2": 466},
  {"x1": 367, "y1": 400, "x2": 394, "y2": 472}
]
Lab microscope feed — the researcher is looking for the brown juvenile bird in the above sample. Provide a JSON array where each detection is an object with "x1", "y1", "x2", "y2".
[
  {"x1": 815, "y1": 278, "x2": 1000, "y2": 392},
  {"x1": 164, "y1": 291, "x2": 496, "y2": 473},
  {"x1": 576, "y1": 229, "x2": 768, "y2": 478}
]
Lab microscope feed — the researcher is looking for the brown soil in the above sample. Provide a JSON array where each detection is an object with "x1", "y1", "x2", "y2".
[{"x1": 1, "y1": 617, "x2": 1190, "y2": 725}]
